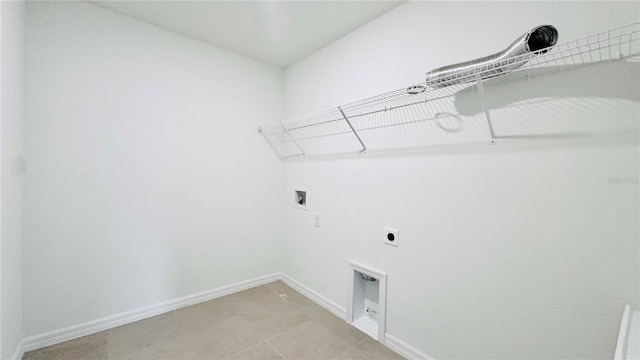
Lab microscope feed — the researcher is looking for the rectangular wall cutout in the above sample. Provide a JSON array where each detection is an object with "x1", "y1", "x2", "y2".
[
  {"x1": 347, "y1": 261, "x2": 387, "y2": 344},
  {"x1": 294, "y1": 187, "x2": 308, "y2": 210}
]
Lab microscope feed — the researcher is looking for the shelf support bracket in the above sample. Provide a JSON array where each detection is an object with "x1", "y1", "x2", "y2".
[
  {"x1": 338, "y1": 107, "x2": 367, "y2": 153},
  {"x1": 258, "y1": 126, "x2": 285, "y2": 160},
  {"x1": 280, "y1": 122, "x2": 306, "y2": 157},
  {"x1": 474, "y1": 73, "x2": 497, "y2": 145}
]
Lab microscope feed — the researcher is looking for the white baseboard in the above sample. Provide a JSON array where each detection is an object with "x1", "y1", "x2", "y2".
[
  {"x1": 279, "y1": 273, "x2": 346, "y2": 319},
  {"x1": 615, "y1": 304, "x2": 632, "y2": 360},
  {"x1": 385, "y1": 333, "x2": 434, "y2": 360},
  {"x1": 18, "y1": 272, "x2": 431, "y2": 360},
  {"x1": 11, "y1": 339, "x2": 25, "y2": 360},
  {"x1": 21, "y1": 273, "x2": 280, "y2": 355},
  {"x1": 279, "y1": 273, "x2": 431, "y2": 359}
]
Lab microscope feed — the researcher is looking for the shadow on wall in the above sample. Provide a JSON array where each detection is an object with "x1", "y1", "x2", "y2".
[
  {"x1": 350, "y1": 59, "x2": 640, "y2": 154},
  {"x1": 368, "y1": 60, "x2": 640, "y2": 148},
  {"x1": 455, "y1": 60, "x2": 640, "y2": 114},
  {"x1": 452, "y1": 60, "x2": 640, "y2": 140},
  {"x1": 274, "y1": 59, "x2": 640, "y2": 161}
]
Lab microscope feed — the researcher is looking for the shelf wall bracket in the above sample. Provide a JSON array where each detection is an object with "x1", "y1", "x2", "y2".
[
  {"x1": 258, "y1": 126, "x2": 284, "y2": 160},
  {"x1": 280, "y1": 122, "x2": 306, "y2": 157},
  {"x1": 474, "y1": 73, "x2": 497, "y2": 145},
  {"x1": 338, "y1": 106, "x2": 367, "y2": 153}
]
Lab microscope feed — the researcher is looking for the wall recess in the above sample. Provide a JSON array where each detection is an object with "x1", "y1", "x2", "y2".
[
  {"x1": 294, "y1": 187, "x2": 308, "y2": 210},
  {"x1": 347, "y1": 261, "x2": 387, "y2": 343}
]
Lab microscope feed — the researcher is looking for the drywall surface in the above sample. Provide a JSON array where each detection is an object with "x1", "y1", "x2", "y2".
[
  {"x1": 282, "y1": 2, "x2": 640, "y2": 359},
  {"x1": 1, "y1": 0, "x2": 25, "y2": 358},
  {"x1": 23, "y1": 2, "x2": 283, "y2": 337}
]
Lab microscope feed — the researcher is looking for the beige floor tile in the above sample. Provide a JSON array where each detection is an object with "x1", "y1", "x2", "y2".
[
  {"x1": 24, "y1": 332, "x2": 109, "y2": 360},
  {"x1": 107, "y1": 313, "x2": 184, "y2": 358},
  {"x1": 227, "y1": 286, "x2": 282, "y2": 307},
  {"x1": 264, "y1": 281, "x2": 294, "y2": 296},
  {"x1": 189, "y1": 315, "x2": 265, "y2": 360},
  {"x1": 268, "y1": 321, "x2": 353, "y2": 360},
  {"x1": 245, "y1": 298, "x2": 311, "y2": 339},
  {"x1": 23, "y1": 348, "x2": 63, "y2": 360},
  {"x1": 316, "y1": 314, "x2": 369, "y2": 346},
  {"x1": 223, "y1": 288, "x2": 276, "y2": 320},
  {"x1": 266, "y1": 284, "x2": 335, "y2": 321},
  {"x1": 171, "y1": 302, "x2": 229, "y2": 335},
  {"x1": 263, "y1": 283, "x2": 337, "y2": 322},
  {"x1": 190, "y1": 296, "x2": 244, "y2": 320},
  {"x1": 298, "y1": 301, "x2": 337, "y2": 321},
  {"x1": 23, "y1": 347, "x2": 64, "y2": 360},
  {"x1": 352, "y1": 338, "x2": 405, "y2": 360},
  {"x1": 22, "y1": 281, "x2": 405, "y2": 360},
  {"x1": 333, "y1": 346, "x2": 370, "y2": 360},
  {"x1": 113, "y1": 336, "x2": 196, "y2": 360},
  {"x1": 225, "y1": 342, "x2": 283, "y2": 360}
]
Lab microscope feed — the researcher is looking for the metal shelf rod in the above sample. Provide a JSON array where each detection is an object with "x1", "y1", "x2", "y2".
[
  {"x1": 258, "y1": 127, "x2": 284, "y2": 160},
  {"x1": 258, "y1": 22, "x2": 639, "y2": 158},
  {"x1": 474, "y1": 73, "x2": 496, "y2": 145},
  {"x1": 285, "y1": 91, "x2": 458, "y2": 133},
  {"x1": 338, "y1": 107, "x2": 367, "y2": 153},
  {"x1": 280, "y1": 122, "x2": 306, "y2": 157}
]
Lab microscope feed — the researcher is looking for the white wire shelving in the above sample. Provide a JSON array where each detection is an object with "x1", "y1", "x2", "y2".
[{"x1": 258, "y1": 22, "x2": 640, "y2": 159}]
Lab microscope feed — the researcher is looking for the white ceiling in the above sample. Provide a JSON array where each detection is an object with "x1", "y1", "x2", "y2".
[{"x1": 88, "y1": 1, "x2": 404, "y2": 68}]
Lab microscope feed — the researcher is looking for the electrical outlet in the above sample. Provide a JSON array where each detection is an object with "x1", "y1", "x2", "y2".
[
  {"x1": 384, "y1": 227, "x2": 399, "y2": 247},
  {"x1": 314, "y1": 213, "x2": 320, "y2": 227}
]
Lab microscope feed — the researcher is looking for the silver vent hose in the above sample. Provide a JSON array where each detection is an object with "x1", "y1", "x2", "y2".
[{"x1": 425, "y1": 25, "x2": 558, "y2": 88}]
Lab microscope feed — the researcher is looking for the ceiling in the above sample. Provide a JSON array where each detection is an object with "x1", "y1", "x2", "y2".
[{"x1": 88, "y1": 1, "x2": 404, "y2": 68}]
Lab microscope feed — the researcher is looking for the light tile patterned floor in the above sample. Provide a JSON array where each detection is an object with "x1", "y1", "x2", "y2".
[{"x1": 23, "y1": 281, "x2": 405, "y2": 359}]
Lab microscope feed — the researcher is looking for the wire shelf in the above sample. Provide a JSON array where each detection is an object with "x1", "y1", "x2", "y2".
[{"x1": 259, "y1": 22, "x2": 640, "y2": 159}]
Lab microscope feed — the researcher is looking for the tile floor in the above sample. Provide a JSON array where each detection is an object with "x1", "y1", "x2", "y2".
[{"x1": 23, "y1": 281, "x2": 405, "y2": 360}]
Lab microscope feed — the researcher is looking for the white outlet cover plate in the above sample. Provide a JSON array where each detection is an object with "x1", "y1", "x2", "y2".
[{"x1": 384, "y1": 227, "x2": 399, "y2": 247}]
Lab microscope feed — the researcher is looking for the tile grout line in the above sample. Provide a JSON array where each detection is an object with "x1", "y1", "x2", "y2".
[
  {"x1": 232, "y1": 284, "x2": 310, "y2": 360},
  {"x1": 330, "y1": 337, "x2": 375, "y2": 360},
  {"x1": 265, "y1": 339, "x2": 286, "y2": 360},
  {"x1": 27, "y1": 281, "x2": 399, "y2": 360},
  {"x1": 265, "y1": 323, "x2": 302, "y2": 342},
  {"x1": 331, "y1": 345, "x2": 355, "y2": 360},
  {"x1": 228, "y1": 285, "x2": 304, "y2": 359},
  {"x1": 225, "y1": 340, "x2": 269, "y2": 358}
]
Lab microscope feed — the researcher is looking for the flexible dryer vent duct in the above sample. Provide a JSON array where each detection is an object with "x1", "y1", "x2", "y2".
[
  {"x1": 425, "y1": 25, "x2": 558, "y2": 88},
  {"x1": 361, "y1": 274, "x2": 377, "y2": 282}
]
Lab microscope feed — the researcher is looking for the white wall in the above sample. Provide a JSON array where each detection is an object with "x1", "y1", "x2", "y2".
[
  {"x1": 16, "y1": 1, "x2": 640, "y2": 358},
  {"x1": 1, "y1": 0, "x2": 25, "y2": 358},
  {"x1": 23, "y1": 1, "x2": 283, "y2": 337},
  {"x1": 282, "y1": 2, "x2": 639, "y2": 359}
]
